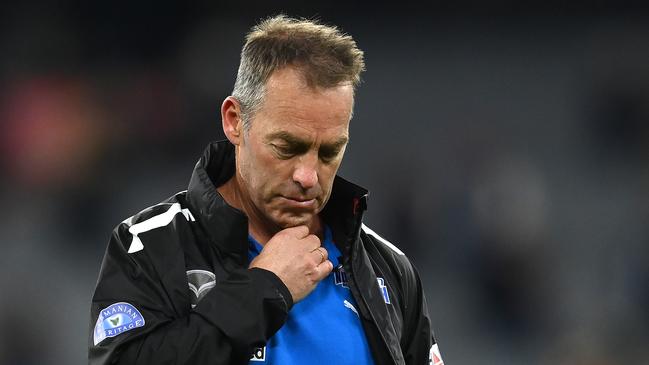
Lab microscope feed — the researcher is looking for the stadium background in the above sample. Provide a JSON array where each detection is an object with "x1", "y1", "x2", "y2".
[{"x1": 1, "y1": 1, "x2": 648, "y2": 364}]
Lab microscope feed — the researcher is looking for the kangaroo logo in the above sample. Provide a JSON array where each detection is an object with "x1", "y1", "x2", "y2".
[{"x1": 187, "y1": 270, "x2": 216, "y2": 308}]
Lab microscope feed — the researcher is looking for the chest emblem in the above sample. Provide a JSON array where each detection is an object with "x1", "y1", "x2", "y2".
[
  {"x1": 333, "y1": 264, "x2": 349, "y2": 288},
  {"x1": 187, "y1": 270, "x2": 216, "y2": 308}
]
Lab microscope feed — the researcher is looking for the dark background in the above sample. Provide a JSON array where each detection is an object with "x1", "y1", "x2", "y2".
[{"x1": 2, "y1": 2, "x2": 649, "y2": 364}]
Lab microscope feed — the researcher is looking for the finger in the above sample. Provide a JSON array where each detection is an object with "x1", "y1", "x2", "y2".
[
  {"x1": 313, "y1": 259, "x2": 334, "y2": 281},
  {"x1": 305, "y1": 234, "x2": 321, "y2": 250},
  {"x1": 310, "y1": 246, "x2": 328, "y2": 263},
  {"x1": 310, "y1": 247, "x2": 324, "y2": 264},
  {"x1": 283, "y1": 225, "x2": 310, "y2": 239}
]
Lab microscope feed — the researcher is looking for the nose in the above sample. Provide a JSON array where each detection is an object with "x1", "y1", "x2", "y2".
[{"x1": 292, "y1": 153, "x2": 319, "y2": 190}]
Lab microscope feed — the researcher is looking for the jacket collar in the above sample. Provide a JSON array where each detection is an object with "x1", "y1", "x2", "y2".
[{"x1": 186, "y1": 140, "x2": 369, "y2": 262}]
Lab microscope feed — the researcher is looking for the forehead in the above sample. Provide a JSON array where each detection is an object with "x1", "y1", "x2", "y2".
[{"x1": 253, "y1": 68, "x2": 354, "y2": 141}]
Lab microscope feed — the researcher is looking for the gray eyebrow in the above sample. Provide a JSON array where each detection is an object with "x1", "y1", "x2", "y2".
[
  {"x1": 266, "y1": 131, "x2": 310, "y2": 148},
  {"x1": 266, "y1": 131, "x2": 348, "y2": 150}
]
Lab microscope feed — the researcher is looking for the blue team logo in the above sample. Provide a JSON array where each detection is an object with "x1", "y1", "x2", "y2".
[
  {"x1": 333, "y1": 264, "x2": 348, "y2": 288},
  {"x1": 377, "y1": 278, "x2": 390, "y2": 304},
  {"x1": 93, "y1": 302, "x2": 145, "y2": 345}
]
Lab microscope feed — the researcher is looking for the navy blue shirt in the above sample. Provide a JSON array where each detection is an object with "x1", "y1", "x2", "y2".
[{"x1": 247, "y1": 226, "x2": 375, "y2": 364}]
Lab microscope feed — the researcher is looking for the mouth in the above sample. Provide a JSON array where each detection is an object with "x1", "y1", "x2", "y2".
[{"x1": 279, "y1": 196, "x2": 317, "y2": 209}]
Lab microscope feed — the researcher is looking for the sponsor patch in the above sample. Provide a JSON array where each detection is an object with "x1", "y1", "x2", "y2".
[
  {"x1": 250, "y1": 346, "x2": 266, "y2": 361},
  {"x1": 93, "y1": 302, "x2": 145, "y2": 345},
  {"x1": 429, "y1": 343, "x2": 444, "y2": 365},
  {"x1": 377, "y1": 277, "x2": 390, "y2": 304}
]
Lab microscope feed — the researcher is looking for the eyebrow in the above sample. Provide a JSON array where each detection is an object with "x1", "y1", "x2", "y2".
[{"x1": 266, "y1": 131, "x2": 348, "y2": 150}]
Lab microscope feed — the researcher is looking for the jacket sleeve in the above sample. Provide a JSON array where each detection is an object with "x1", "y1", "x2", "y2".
[
  {"x1": 401, "y1": 260, "x2": 436, "y2": 365},
  {"x1": 89, "y1": 223, "x2": 292, "y2": 365}
]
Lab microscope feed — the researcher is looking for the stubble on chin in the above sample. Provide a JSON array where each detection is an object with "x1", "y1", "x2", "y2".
[
  {"x1": 273, "y1": 211, "x2": 312, "y2": 229},
  {"x1": 264, "y1": 192, "x2": 325, "y2": 229},
  {"x1": 271, "y1": 206, "x2": 320, "y2": 229}
]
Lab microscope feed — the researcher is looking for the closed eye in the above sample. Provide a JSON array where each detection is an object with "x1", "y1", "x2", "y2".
[
  {"x1": 266, "y1": 131, "x2": 347, "y2": 162},
  {"x1": 319, "y1": 147, "x2": 342, "y2": 162},
  {"x1": 271, "y1": 143, "x2": 308, "y2": 159},
  {"x1": 319, "y1": 138, "x2": 347, "y2": 163}
]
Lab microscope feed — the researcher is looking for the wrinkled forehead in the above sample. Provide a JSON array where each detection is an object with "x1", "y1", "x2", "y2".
[
  {"x1": 264, "y1": 67, "x2": 354, "y2": 98},
  {"x1": 255, "y1": 69, "x2": 353, "y2": 126}
]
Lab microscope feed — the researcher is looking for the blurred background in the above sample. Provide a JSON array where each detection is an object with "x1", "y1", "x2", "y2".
[{"x1": 1, "y1": 1, "x2": 649, "y2": 364}]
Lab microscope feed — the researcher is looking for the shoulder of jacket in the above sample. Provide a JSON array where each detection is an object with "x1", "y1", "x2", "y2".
[
  {"x1": 112, "y1": 191, "x2": 193, "y2": 254},
  {"x1": 361, "y1": 223, "x2": 405, "y2": 255},
  {"x1": 360, "y1": 223, "x2": 415, "y2": 273},
  {"x1": 117, "y1": 191, "x2": 189, "y2": 227}
]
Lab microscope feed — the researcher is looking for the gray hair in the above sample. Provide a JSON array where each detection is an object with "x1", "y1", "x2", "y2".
[{"x1": 232, "y1": 15, "x2": 365, "y2": 130}]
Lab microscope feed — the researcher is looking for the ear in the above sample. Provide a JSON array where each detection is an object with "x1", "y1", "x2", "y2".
[{"x1": 221, "y1": 96, "x2": 243, "y2": 145}]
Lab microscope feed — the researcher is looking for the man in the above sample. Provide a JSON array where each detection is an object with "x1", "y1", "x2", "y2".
[{"x1": 89, "y1": 15, "x2": 442, "y2": 365}]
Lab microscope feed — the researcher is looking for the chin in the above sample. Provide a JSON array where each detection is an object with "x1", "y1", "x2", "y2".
[{"x1": 273, "y1": 212, "x2": 315, "y2": 229}]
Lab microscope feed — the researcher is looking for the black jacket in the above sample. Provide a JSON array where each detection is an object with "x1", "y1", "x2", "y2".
[{"x1": 89, "y1": 141, "x2": 435, "y2": 364}]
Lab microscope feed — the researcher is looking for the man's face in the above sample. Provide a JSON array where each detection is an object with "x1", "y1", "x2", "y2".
[{"x1": 235, "y1": 67, "x2": 354, "y2": 230}]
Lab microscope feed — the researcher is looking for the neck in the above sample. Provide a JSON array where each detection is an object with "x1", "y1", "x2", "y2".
[{"x1": 216, "y1": 175, "x2": 323, "y2": 245}]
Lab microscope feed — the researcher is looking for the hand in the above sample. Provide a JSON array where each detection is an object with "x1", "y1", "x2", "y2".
[{"x1": 249, "y1": 225, "x2": 333, "y2": 303}]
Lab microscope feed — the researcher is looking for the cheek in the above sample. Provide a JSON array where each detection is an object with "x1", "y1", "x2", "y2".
[
  {"x1": 247, "y1": 148, "x2": 287, "y2": 194},
  {"x1": 238, "y1": 142, "x2": 266, "y2": 191},
  {"x1": 319, "y1": 163, "x2": 341, "y2": 190}
]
